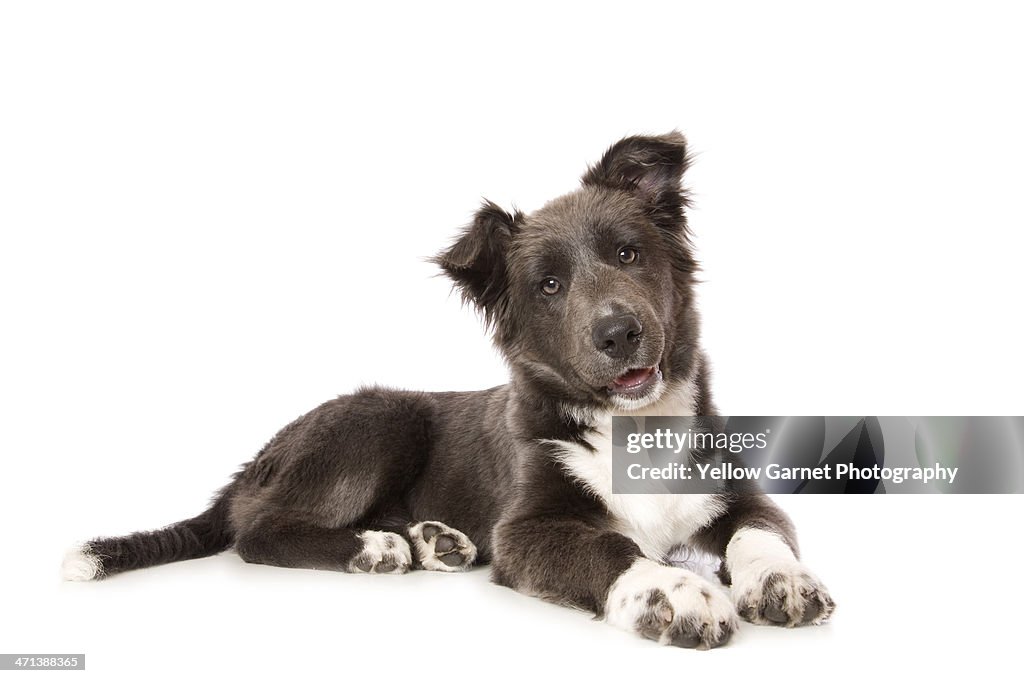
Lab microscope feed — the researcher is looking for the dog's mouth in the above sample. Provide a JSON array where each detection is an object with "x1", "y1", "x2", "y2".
[{"x1": 606, "y1": 365, "x2": 662, "y2": 399}]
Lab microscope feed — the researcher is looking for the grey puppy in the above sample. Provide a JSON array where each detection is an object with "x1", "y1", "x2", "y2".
[{"x1": 63, "y1": 132, "x2": 834, "y2": 649}]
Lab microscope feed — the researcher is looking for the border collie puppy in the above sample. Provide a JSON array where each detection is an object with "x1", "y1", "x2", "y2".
[{"x1": 63, "y1": 132, "x2": 834, "y2": 649}]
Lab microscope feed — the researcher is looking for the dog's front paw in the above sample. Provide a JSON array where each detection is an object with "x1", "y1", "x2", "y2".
[
  {"x1": 731, "y1": 559, "x2": 835, "y2": 627},
  {"x1": 409, "y1": 521, "x2": 477, "y2": 572},
  {"x1": 605, "y1": 559, "x2": 737, "y2": 649},
  {"x1": 348, "y1": 531, "x2": 412, "y2": 574}
]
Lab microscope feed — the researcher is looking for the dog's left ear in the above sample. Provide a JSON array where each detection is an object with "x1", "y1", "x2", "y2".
[
  {"x1": 432, "y1": 200, "x2": 520, "y2": 325},
  {"x1": 582, "y1": 131, "x2": 691, "y2": 227}
]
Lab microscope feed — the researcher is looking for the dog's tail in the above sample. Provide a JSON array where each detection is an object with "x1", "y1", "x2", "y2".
[{"x1": 61, "y1": 489, "x2": 235, "y2": 581}]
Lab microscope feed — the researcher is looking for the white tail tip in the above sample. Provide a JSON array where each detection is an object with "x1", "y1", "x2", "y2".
[{"x1": 61, "y1": 544, "x2": 101, "y2": 581}]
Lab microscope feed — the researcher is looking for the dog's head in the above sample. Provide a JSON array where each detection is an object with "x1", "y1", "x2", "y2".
[{"x1": 435, "y1": 132, "x2": 700, "y2": 412}]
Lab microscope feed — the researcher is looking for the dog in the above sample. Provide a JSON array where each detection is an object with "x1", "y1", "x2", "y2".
[{"x1": 62, "y1": 132, "x2": 834, "y2": 648}]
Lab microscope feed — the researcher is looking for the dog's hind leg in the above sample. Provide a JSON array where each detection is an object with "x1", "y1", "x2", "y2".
[
  {"x1": 235, "y1": 517, "x2": 413, "y2": 574},
  {"x1": 230, "y1": 389, "x2": 440, "y2": 574},
  {"x1": 234, "y1": 516, "x2": 477, "y2": 574},
  {"x1": 407, "y1": 520, "x2": 477, "y2": 572}
]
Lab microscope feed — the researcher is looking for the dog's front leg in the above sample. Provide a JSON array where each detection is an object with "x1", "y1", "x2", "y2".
[
  {"x1": 726, "y1": 527, "x2": 835, "y2": 626},
  {"x1": 492, "y1": 516, "x2": 738, "y2": 649},
  {"x1": 697, "y1": 494, "x2": 836, "y2": 627}
]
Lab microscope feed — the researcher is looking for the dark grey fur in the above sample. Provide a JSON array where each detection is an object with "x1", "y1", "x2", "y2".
[{"x1": 74, "y1": 132, "x2": 826, "y2": 647}]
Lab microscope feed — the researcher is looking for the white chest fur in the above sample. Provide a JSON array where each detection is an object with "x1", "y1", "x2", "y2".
[{"x1": 549, "y1": 380, "x2": 724, "y2": 560}]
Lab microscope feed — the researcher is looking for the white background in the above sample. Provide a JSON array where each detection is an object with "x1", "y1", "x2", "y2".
[{"x1": 2, "y1": 1, "x2": 1023, "y2": 680}]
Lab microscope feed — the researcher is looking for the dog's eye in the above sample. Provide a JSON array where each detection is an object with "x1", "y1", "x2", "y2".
[
  {"x1": 540, "y1": 277, "x2": 561, "y2": 295},
  {"x1": 618, "y1": 247, "x2": 639, "y2": 265}
]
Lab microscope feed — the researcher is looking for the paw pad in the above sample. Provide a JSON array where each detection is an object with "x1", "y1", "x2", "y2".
[
  {"x1": 734, "y1": 563, "x2": 835, "y2": 626},
  {"x1": 348, "y1": 531, "x2": 412, "y2": 575},
  {"x1": 410, "y1": 521, "x2": 477, "y2": 572},
  {"x1": 606, "y1": 562, "x2": 738, "y2": 650}
]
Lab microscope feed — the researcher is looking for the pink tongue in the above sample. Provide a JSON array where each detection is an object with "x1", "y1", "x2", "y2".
[{"x1": 613, "y1": 367, "x2": 654, "y2": 388}]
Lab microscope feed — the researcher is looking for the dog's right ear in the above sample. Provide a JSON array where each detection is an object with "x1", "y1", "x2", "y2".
[
  {"x1": 581, "y1": 131, "x2": 690, "y2": 198},
  {"x1": 432, "y1": 200, "x2": 519, "y2": 325},
  {"x1": 581, "y1": 131, "x2": 691, "y2": 231}
]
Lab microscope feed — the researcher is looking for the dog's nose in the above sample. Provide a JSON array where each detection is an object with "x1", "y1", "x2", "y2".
[{"x1": 592, "y1": 314, "x2": 643, "y2": 359}]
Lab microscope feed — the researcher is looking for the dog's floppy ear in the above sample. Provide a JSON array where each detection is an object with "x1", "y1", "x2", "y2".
[
  {"x1": 433, "y1": 200, "x2": 520, "y2": 325},
  {"x1": 582, "y1": 131, "x2": 691, "y2": 227}
]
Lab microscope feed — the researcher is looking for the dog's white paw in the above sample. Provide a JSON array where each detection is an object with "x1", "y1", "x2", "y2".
[
  {"x1": 727, "y1": 529, "x2": 835, "y2": 626},
  {"x1": 348, "y1": 531, "x2": 412, "y2": 575},
  {"x1": 731, "y1": 558, "x2": 835, "y2": 626},
  {"x1": 408, "y1": 521, "x2": 477, "y2": 572},
  {"x1": 605, "y1": 558, "x2": 737, "y2": 649}
]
